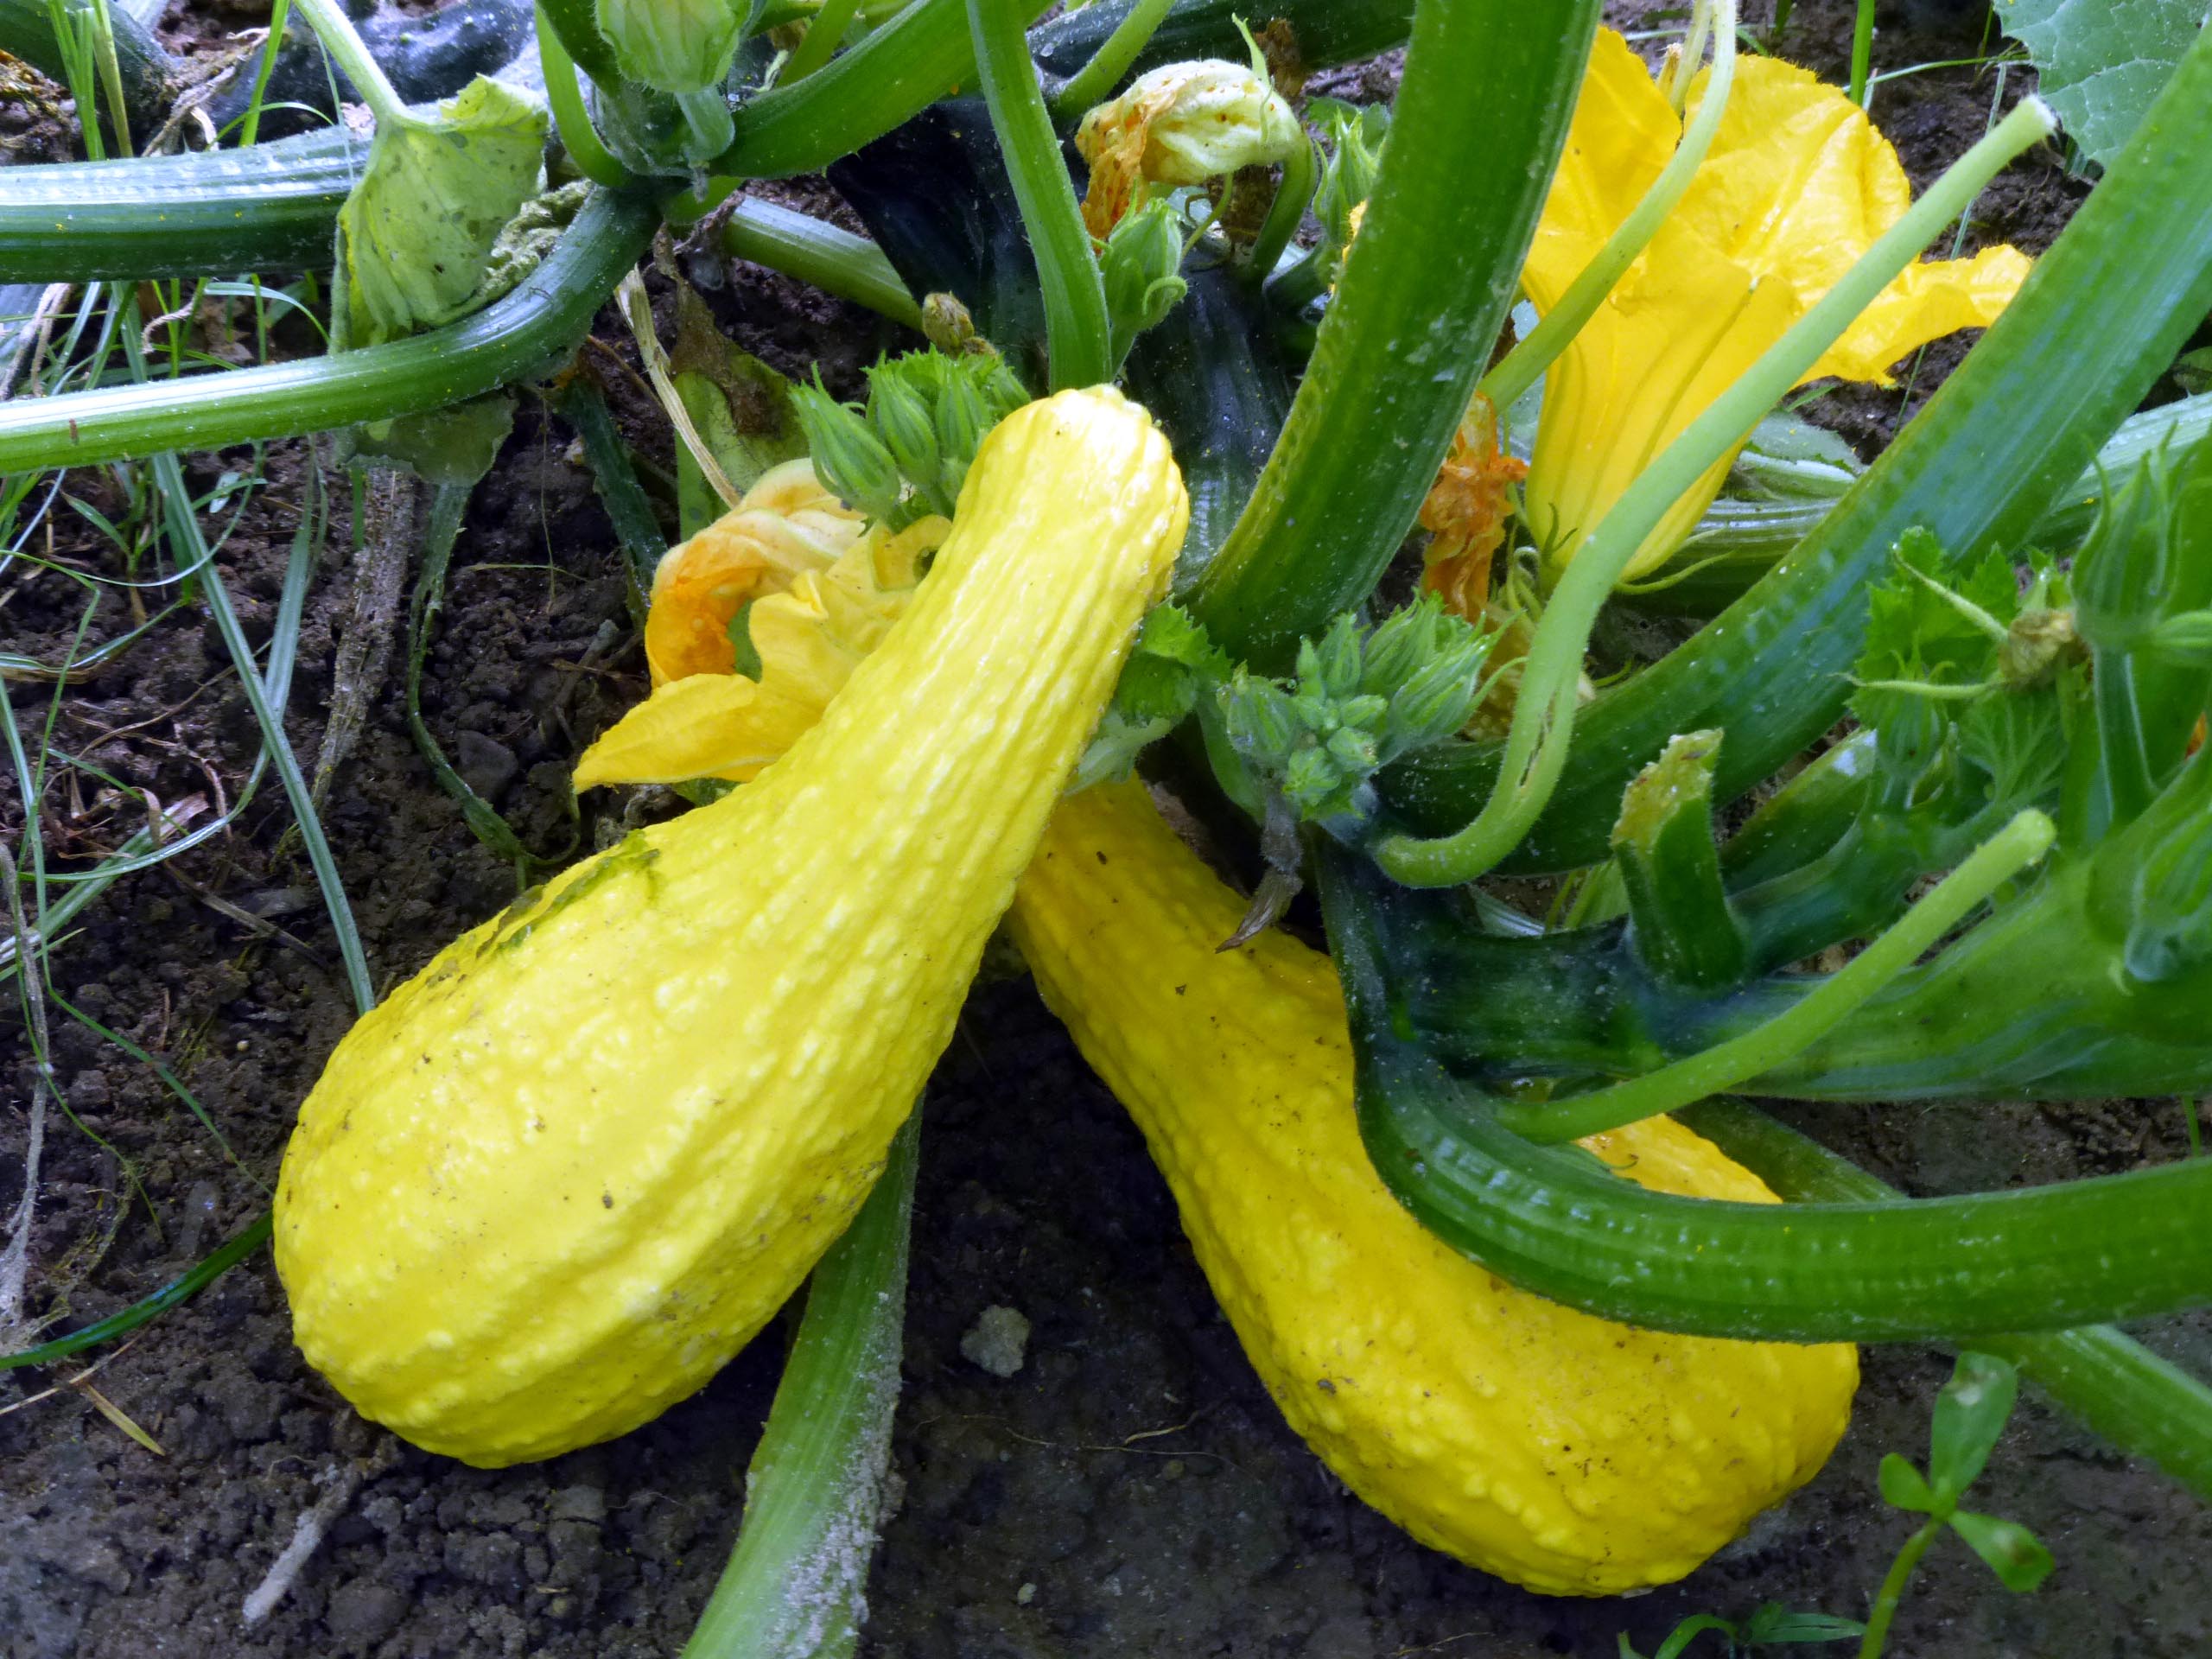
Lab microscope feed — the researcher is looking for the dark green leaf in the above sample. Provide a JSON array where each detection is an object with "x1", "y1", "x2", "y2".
[
  {"x1": 1948, "y1": 1509, "x2": 2057, "y2": 1592},
  {"x1": 1929, "y1": 1351, "x2": 2020, "y2": 1501},
  {"x1": 1878, "y1": 1452, "x2": 1936, "y2": 1513}
]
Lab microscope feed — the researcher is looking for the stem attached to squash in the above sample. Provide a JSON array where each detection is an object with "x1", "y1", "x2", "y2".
[
  {"x1": 681, "y1": 1114, "x2": 918, "y2": 1658},
  {"x1": 969, "y1": 0, "x2": 1113, "y2": 390},
  {"x1": 1499, "y1": 809, "x2": 2055, "y2": 1143},
  {"x1": 1370, "y1": 98, "x2": 2056, "y2": 889},
  {"x1": 1480, "y1": 0, "x2": 1738, "y2": 415},
  {"x1": 1185, "y1": 0, "x2": 1604, "y2": 671},
  {"x1": 1379, "y1": 26, "x2": 2212, "y2": 875}
]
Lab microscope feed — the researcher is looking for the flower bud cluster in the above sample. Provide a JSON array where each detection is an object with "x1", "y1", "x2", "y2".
[
  {"x1": 1220, "y1": 596, "x2": 1499, "y2": 823},
  {"x1": 791, "y1": 350, "x2": 1029, "y2": 524}
]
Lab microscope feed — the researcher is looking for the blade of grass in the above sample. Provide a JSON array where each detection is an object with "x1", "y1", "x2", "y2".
[{"x1": 0, "y1": 1211, "x2": 273, "y2": 1370}]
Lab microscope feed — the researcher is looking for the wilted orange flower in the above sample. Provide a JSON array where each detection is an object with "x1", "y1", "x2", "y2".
[{"x1": 1420, "y1": 395, "x2": 1527, "y2": 619}]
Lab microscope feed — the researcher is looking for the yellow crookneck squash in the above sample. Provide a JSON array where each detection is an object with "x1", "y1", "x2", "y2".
[
  {"x1": 1007, "y1": 781, "x2": 1858, "y2": 1596},
  {"x1": 274, "y1": 388, "x2": 1189, "y2": 1466}
]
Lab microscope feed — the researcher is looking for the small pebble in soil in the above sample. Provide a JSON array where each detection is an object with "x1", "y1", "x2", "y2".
[{"x1": 960, "y1": 1306, "x2": 1032, "y2": 1377}]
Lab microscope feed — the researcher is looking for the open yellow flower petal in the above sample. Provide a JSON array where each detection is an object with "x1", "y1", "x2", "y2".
[
  {"x1": 1518, "y1": 31, "x2": 2033, "y2": 584},
  {"x1": 1527, "y1": 218, "x2": 1800, "y2": 580},
  {"x1": 1520, "y1": 29, "x2": 1678, "y2": 308},
  {"x1": 571, "y1": 671, "x2": 824, "y2": 789},
  {"x1": 578, "y1": 515, "x2": 951, "y2": 789},
  {"x1": 641, "y1": 458, "x2": 867, "y2": 687}
]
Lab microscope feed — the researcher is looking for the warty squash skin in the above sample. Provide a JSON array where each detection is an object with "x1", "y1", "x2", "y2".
[
  {"x1": 1006, "y1": 781, "x2": 1858, "y2": 1595},
  {"x1": 275, "y1": 389, "x2": 1189, "y2": 1466}
]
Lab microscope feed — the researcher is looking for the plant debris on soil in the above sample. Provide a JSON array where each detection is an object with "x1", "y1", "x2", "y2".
[{"x1": 4, "y1": 3, "x2": 2210, "y2": 1656}]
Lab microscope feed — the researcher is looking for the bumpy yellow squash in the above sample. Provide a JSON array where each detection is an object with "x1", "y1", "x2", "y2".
[
  {"x1": 276, "y1": 389, "x2": 1188, "y2": 1466},
  {"x1": 1007, "y1": 781, "x2": 1858, "y2": 1595}
]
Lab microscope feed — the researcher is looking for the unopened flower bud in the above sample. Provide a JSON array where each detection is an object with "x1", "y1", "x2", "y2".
[
  {"x1": 1100, "y1": 200, "x2": 1191, "y2": 353},
  {"x1": 934, "y1": 370, "x2": 988, "y2": 474},
  {"x1": 1392, "y1": 655, "x2": 1488, "y2": 751},
  {"x1": 1358, "y1": 596, "x2": 1440, "y2": 696},
  {"x1": 1221, "y1": 675, "x2": 1301, "y2": 765},
  {"x1": 921, "y1": 292, "x2": 981, "y2": 356},
  {"x1": 792, "y1": 379, "x2": 902, "y2": 521},
  {"x1": 867, "y1": 365, "x2": 941, "y2": 492},
  {"x1": 1312, "y1": 100, "x2": 1386, "y2": 249},
  {"x1": 1309, "y1": 613, "x2": 1364, "y2": 700}
]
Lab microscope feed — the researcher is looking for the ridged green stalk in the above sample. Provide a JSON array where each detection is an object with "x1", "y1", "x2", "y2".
[
  {"x1": 1319, "y1": 839, "x2": 2212, "y2": 1344},
  {"x1": 1681, "y1": 1098, "x2": 2212, "y2": 1503},
  {"x1": 1185, "y1": 0, "x2": 1602, "y2": 670}
]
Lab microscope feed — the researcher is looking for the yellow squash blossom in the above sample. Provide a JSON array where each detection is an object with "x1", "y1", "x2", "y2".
[
  {"x1": 1075, "y1": 59, "x2": 1302, "y2": 237},
  {"x1": 578, "y1": 471, "x2": 950, "y2": 790},
  {"x1": 639, "y1": 459, "x2": 874, "y2": 687},
  {"x1": 1523, "y1": 29, "x2": 2031, "y2": 585}
]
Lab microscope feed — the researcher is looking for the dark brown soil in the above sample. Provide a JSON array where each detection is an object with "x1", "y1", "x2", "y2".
[{"x1": 5, "y1": 3, "x2": 2209, "y2": 1657}]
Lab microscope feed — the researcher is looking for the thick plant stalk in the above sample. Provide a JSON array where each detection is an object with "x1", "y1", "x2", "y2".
[
  {"x1": 1185, "y1": 0, "x2": 1602, "y2": 667},
  {"x1": 969, "y1": 0, "x2": 1111, "y2": 390},
  {"x1": 1499, "y1": 810, "x2": 2056, "y2": 1141},
  {"x1": 707, "y1": 0, "x2": 1051, "y2": 181},
  {"x1": 0, "y1": 188, "x2": 657, "y2": 473},
  {"x1": 0, "y1": 125, "x2": 371, "y2": 284},
  {"x1": 1681, "y1": 1099, "x2": 2212, "y2": 1504}
]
